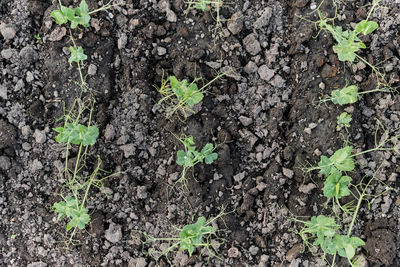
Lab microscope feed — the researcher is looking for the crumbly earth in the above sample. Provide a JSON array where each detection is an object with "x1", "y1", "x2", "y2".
[{"x1": 0, "y1": 0, "x2": 399, "y2": 266}]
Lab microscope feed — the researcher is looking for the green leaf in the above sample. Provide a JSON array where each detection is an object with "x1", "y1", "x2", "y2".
[
  {"x1": 318, "y1": 156, "x2": 334, "y2": 176},
  {"x1": 333, "y1": 41, "x2": 361, "y2": 62},
  {"x1": 337, "y1": 112, "x2": 352, "y2": 129},
  {"x1": 54, "y1": 123, "x2": 98, "y2": 146},
  {"x1": 331, "y1": 85, "x2": 358, "y2": 105},
  {"x1": 60, "y1": 6, "x2": 75, "y2": 21},
  {"x1": 79, "y1": 0, "x2": 89, "y2": 14},
  {"x1": 177, "y1": 150, "x2": 188, "y2": 166},
  {"x1": 51, "y1": 10, "x2": 68, "y2": 24},
  {"x1": 81, "y1": 125, "x2": 99, "y2": 146},
  {"x1": 330, "y1": 146, "x2": 355, "y2": 172},
  {"x1": 69, "y1": 46, "x2": 87, "y2": 63},
  {"x1": 323, "y1": 170, "x2": 352, "y2": 199},
  {"x1": 355, "y1": 20, "x2": 379, "y2": 35},
  {"x1": 205, "y1": 152, "x2": 218, "y2": 164}
]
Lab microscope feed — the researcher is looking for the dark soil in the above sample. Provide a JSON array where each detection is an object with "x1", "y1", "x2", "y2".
[{"x1": 1, "y1": 0, "x2": 399, "y2": 266}]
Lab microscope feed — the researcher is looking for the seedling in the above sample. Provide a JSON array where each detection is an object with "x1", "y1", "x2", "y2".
[
  {"x1": 185, "y1": 0, "x2": 224, "y2": 36},
  {"x1": 337, "y1": 112, "x2": 352, "y2": 129},
  {"x1": 52, "y1": 99, "x2": 117, "y2": 246},
  {"x1": 176, "y1": 135, "x2": 218, "y2": 183},
  {"x1": 319, "y1": 84, "x2": 393, "y2": 106},
  {"x1": 134, "y1": 207, "x2": 228, "y2": 264},
  {"x1": 156, "y1": 72, "x2": 225, "y2": 120},
  {"x1": 294, "y1": 164, "x2": 392, "y2": 266},
  {"x1": 51, "y1": 0, "x2": 118, "y2": 29}
]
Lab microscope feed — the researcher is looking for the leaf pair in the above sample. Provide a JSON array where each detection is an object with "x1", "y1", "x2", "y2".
[
  {"x1": 331, "y1": 85, "x2": 358, "y2": 105},
  {"x1": 179, "y1": 217, "x2": 215, "y2": 256},
  {"x1": 337, "y1": 112, "x2": 352, "y2": 129},
  {"x1": 54, "y1": 122, "x2": 99, "y2": 146},
  {"x1": 302, "y1": 215, "x2": 365, "y2": 260},
  {"x1": 169, "y1": 76, "x2": 204, "y2": 108},
  {"x1": 176, "y1": 136, "x2": 218, "y2": 168},
  {"x1": 69, "y1": 46, "x2": 87, "y2": 64},
  {"x1": 53, "y1": 196, "x2": 90, "y2": 231},
  {"x1": 51, "y1": 0, "x2": 91, "y2": 29}
]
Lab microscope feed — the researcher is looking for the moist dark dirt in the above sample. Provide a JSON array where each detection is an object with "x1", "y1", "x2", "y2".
[{"x1": 1, "y1": 0, "x2": 400, "y2": 266}]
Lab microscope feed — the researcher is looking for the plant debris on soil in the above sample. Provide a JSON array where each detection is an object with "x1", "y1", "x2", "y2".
[{"x1": 1, "y1": 0, "x2": 400, "y2": 266}]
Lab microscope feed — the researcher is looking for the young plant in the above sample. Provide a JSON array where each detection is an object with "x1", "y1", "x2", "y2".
[
  {"x1": 320, "y1": 84, "x2": 393, "y2": 106},
  {"x1": 51, "y1": 0, "x2": 118, "y2": 29},
  {"x1": 134, "y1": 208, "x2": 228, "y2": 264},
  {"x1": 176, "y1": 135, "x2": 218, "y2": 183},
  {"x1": 337, "y1": 112, "x2": 352, "y2": 130},
  {"x1": 52, "y1": 99, "x2": 116, "y2": 246},
  {"x1": 156, "y1": 72, "x2": 225, "y2": 120},
  {"x1": 295, "y1": 164, "x2": 391, "y2": 266},
  {"x1": 185, "y1": 0, "x2": 224, "y2": 36}
]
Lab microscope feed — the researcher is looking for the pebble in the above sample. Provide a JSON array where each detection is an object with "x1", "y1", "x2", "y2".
[
  {"x1": 165, "y1": 8, "x2": 177, "y2": 22},
  {"x1": 239, "y1": 116, "x2": 253, "y2": 126},
  {"x1": 299, "y1": 183, "x2": 317, "y2": 194},
  {"x1": 282, "y1": 168, "x2": 294, "y2": 179},
  {"x1": 27, "y1": 262, "x2": 47, "y2": 267},
  {"x1": 258, "y1": 65, "x2": 275, "y2": 81},
  {"x1": 26, "y1": 71, "x2": 34, "y2": 82},
  {"x1": 88, "y1": 64, "x2": 97, "y2": 75},
  {"x1": 254, "y1": 7, "x2": 272, "y2": 29},
  {"x1": 0, "y1": 84, "x2": 7, "y2": 100},
  {"x1": 0, "y1": 24, "x2": 16, "y2": 40},
  {"x1": 1, "y1": 48, "x2": 17, "y2": 60},
  {"x1": 118, "y1": 33, "x2": 128, "y2": 49},
  {"x1": 120, "y1": 144, "x2": 135, "y2": 158},
  {"x1": 33, "y1": 129, "x2": 46, "y2": 144},
  {"x1": 0, "y1": 156, "x2": 11, "y2": 170},
  {"x1": 244, "y1": 61, "x2": 258, "y2": 73},
  {"x1": 228, "y1": 247, "x2": 239, "y2": 258},
  {"x1": 243, "y1": 33, "x2": 261, "y2": 55},
  {"x1": 157, "y1": 46, "x2": 167, "y2": 56},
  {"x1": 19, "y1": 46, "x2": 38, "y2": 65},
  {"x1": 105, "y1": 223, "x2": 122, "y2": 243},
  {"x1": 227, "y1": 12, "x2": 243, "y2": 35},
  {"x1": 49, "y1": 27, "x2": 66, "y2": 42},
  {"x1": 249, "y1": 245, "x2": 259, "y2": 255}
]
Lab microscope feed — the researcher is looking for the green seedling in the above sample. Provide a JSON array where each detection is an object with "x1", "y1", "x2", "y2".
[
  {"x1": 51, "y1": 0, "x2": 118, "y2": 29},
  {"x1": 157, "y1": 72, "x2": 225, "y2": 119},
  {"x1": 53, "y1": 196, "x2": 90, "y2": 231},
  {"x1": 320, "y1": 84, "x2": 393, "y2": 106},
  {"x1": 69, "y1": 46, "x2": 87, "y2": 64},
  {"x1": 134, "y1": 207, "x2": 228, "y2": 264},
  {"x1": 53, "y1": 99, "x2": 118, "y2": 246},
  {"x1": 54, "y1": 122, "x2": 98, "y2": 146},
  {"x1": 176, "y1": 135, "x2": 218, "y2": 183},
  {"x1": 337, "y1": 112, "x2": 352, "y2": 129},
  {"x1": 294, "y1": 163, "x2": 392, "y2": 266},
  {"x1": 297, "y1": 215, "x2": 365, "y2": 264},
  {"x1": 323, "y1": 170, "x2": 352, "y2": 199},
  {"x1": 185, "y1": 0, "x2": 224, "y2": 36}
]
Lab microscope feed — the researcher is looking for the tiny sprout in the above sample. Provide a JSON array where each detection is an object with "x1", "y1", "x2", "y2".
[{"x1": 337, "y1": 112, "x2": 352, "y2": 129}]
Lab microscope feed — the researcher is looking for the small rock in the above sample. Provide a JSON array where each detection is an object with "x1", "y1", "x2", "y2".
[
  {"x1": 258, "y1": 65, "x2": 275, "y2": 81},
  {"x1": 157, "y1": 46, "x2": 167, "y2": 56},
  {"x1": 244, "y1": 61, "x2": 258, "y2": 73},
  {"x1": 249, "y1": 245, "x2": 259, "y2": 255},
  {"x1": 270, "y1": 74, "x2": 285, "y2": 88},
  {"x1": 19, "y1": 46, "x2": 38, "y2": 65},
  {"x1": 105, "y1": 223, "x2": 122, "y2": 243},
  {"x1": 282, "y1": 168, "x2": 294, "y2": 178},
  {"x1": 88, "y1": 64, "x2": 97, "y2": 75},
  {"x1": 33, "y1": 129, "x2": 46, "y2": 144},
  {"x1": 0, "y1": 156, "x2": 11, "y2": 170},
  {"x1": 239, "y1": 116, "x2": 253, "y2": 126},
  {"x1": 243, "y1": 33, "x2": 261, "y2": 55},
  {"x1": 104, "y1": 124, "x2": 115, "y2": 141},
  {"x1": 1, "y1": 48, "x2": 17, "y2": 60},
  {"x1": 48, "y1": 27, "x2": 66, "y2": 42},
  {"x1": 0, "y1": 24, "x2": 16, "y2": 40},
  {"x1": 254, "y1": 7, "x2": 272, "y2": 29},
  {"x1": 227, "y1": 12, "x2": 243, "y2": 35},
  {"x1": 233, "y1": 172, "x2": 245, "y2": 182},
  {"x1": 136, "y1": 186, "x2": 148, "y2": 199},
  {"x1": 286, "y1": 244, "x2": 303, "y2": 262},
  {"x1": 31, "y1": 159, "x2": 43, "y2": 172},
  {"x1": 27, "y1": 262, "x2": 47, "y2": 267},
  {"x1": 166, "y1": 8, "x2": 177, "y2": 22},
  {"x1": 299, "y1": 183, "x2": 316, "y2": 194},
  {"x1": 118, "y1": 33, "x2": 127, "y2": 49},
  {"x1": 26, "y1": 71, "x2": 34, "y2": 83},
  {"x1": 0, "y1": 84, "x2": 7, "y2": 100},
  {"x1": 228, "y1": 247, "x2": 239, "y2": 258},
  {"x1": 120, "y1": 144, "x2": 135, "y2": 158}
]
